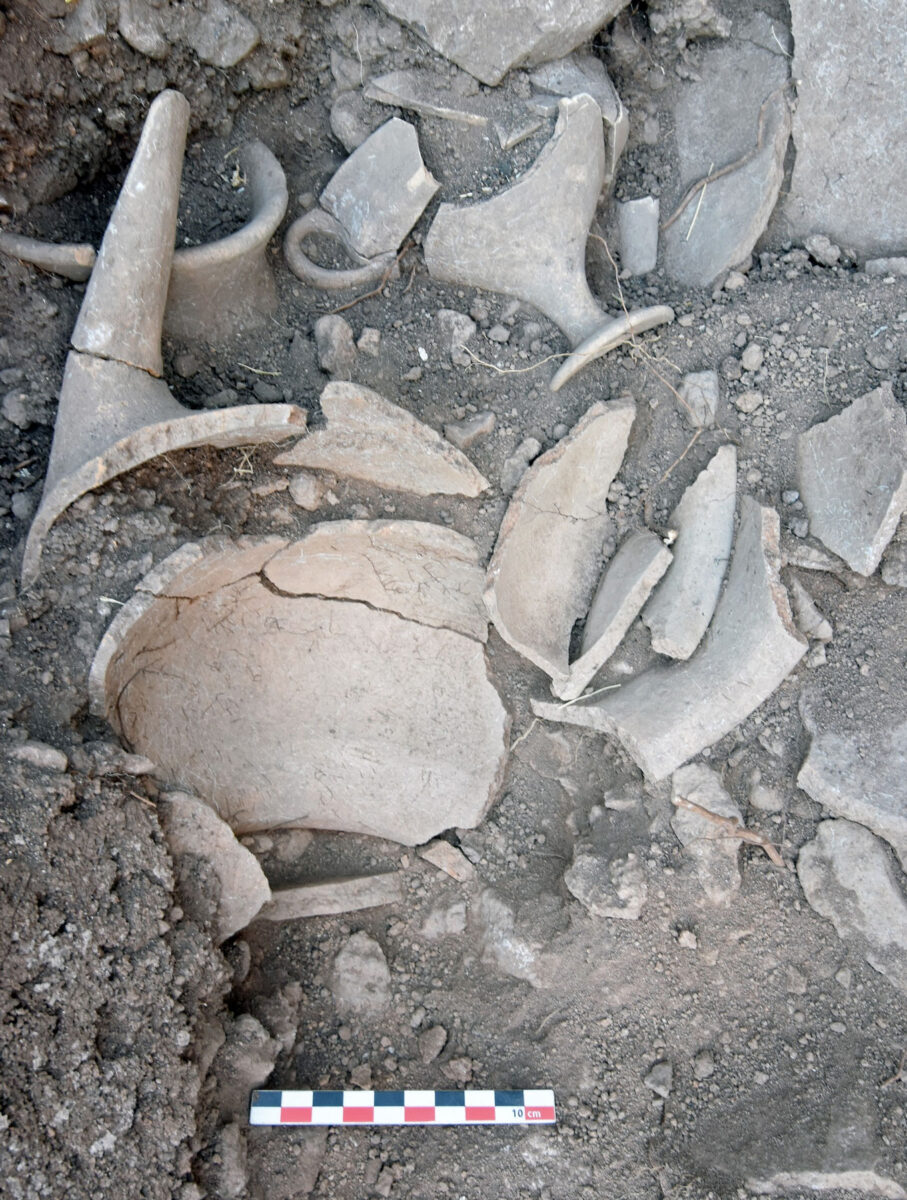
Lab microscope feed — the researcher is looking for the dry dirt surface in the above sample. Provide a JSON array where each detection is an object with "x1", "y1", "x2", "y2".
[{"x1": 1, "y1": 2, "x2": 906, "y2": 1199}]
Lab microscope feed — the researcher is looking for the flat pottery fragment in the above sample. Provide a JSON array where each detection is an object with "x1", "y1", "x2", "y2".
[
  {"x1": 661, "y1": 14, "x2": 791, "y2": 288},
  {"x1": 533, "y1": 498, "x2": 807, "y2": 780},
  {"x1": 320, "y1": 118, "x2": 439, "y2": 258},
  {"x1": 781, "y1": 0, "x2": 907, "y2": 255},
  {"x1": 527, "y1": 52, "x2": 628, "y2": 168},
  {"x1": 274, "y1": 381, "x2": 488, "y2": 497},
  {"x1": 643, "y1": 445, "x2": 737, "y2": 659},
  {"x1": 798, "y1": 820, "x2": 907, "y2": 995},
  {"x1": 374, "y1": 0, "x2": 631, "y2": 87},
  {"x1": 284, "y1": 118, "x2": 437, "y2": 289},
  {"x1": 365, "y1": 70, "x2": 489, "y2": 127},
  {"x1": 670, "y1": 764, "x2": 743, "y2": 905},
  {"x1": 485, "y1": 399, "x2": 635, "y2": 690},
  {"x1": 424, "y1": 96, "x2": 672, "y2": 390},
  {"x1": 798, "y1": 383, "x2": 907, "y2": 576},
  {"x1": 798, "y1": 717, "x2": 907, "y2": 871},
  {"x1": 557, "y1": 529, "x2": 672, "y2": 702},
  {"x1": 263, "y1": 519, "x2": 488, "y2": 641},
  {"x1": 258, "y1": 874, "x2": 404, "y2": 922},
  {"x1": 90, "y1": 537, "x2": 509, "y2": 846}
]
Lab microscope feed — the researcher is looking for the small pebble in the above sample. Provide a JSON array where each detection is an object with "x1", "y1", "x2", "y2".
[
  {"x1": 444, "y1": 410, "x2": 495, "y2": 451},
  {"x1": 288, "y1": 471, "x2": 326, "y2": 511},
  {"x1": 644, "y1": 1060, "x2": 673, "y2": 1098},
  {"x1": 741, "y1": 342, "x2": 764, "y2": 372},
  {"x1": 678, "y1": 929, "x2": 698, "y2": 950},
  {"x1": 740, "y1": 391, "x2": 770, "y2": 416},
  {"x1": 357, "y1": 327, "x2": 381, "y2": 356},
  {"x1": 692, "y1": 1049, "x2": 715, "y2": 1080}
]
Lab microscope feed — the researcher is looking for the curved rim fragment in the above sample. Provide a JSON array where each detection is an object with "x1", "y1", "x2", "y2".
[
  {"x1": 21, "y1": 404, "x2": 305, "y2": 588},
  {"x1": 163, "y1": 139, "x2": 289, "y2": 341}
]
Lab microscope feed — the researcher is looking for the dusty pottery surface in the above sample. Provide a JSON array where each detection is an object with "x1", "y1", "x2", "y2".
[
  {"x1": 274, "y1": 380, "x2": 489, "y2": 497},
  {"x1": 92, "y1": 537, "x2": 509, "y2": 846},
  {"x1": 557, "y1": 527, "x2": 672, "y2": 701},
  {"x1": 642, "y1": 444, "x2": 737, "y2": 659},
  {"x1": 2, "y1": 3, "x2": 907, "y2": 1198},
  {"x1": 485, "y1": 398, "x2": 635, "y2": 691},
  {"x1": 374, "y1": 0, "x2": 632, "y2": 86},
  {"x1": 533, "y1": 499, "x2": 808, "y2": 780},
  {"x1": 779, "y1": 0, "x2": 907, "y2": 256},
  {"x1": 798, "y1": 383, "x2": 907, "y2": 576}
]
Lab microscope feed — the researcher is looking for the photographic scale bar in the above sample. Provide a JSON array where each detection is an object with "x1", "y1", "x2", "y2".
[{"x1": 250, "y1": 1089, "x2": 557, "y2": 1126}]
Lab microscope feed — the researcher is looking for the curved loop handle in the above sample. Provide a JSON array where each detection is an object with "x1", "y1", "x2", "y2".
[{"x1": 283, "y1": 209, "x2": 396, "y2": 291}]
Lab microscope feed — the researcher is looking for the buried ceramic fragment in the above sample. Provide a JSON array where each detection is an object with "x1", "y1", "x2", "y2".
[
  {"x1": 798, "y1": 383, "x2": 907, "y2": 576},
  {"x1": 258, "y1": 874, "x2": 404, "y2": 922},
  {"x1": 661, "y1": 15, "x2": 792, "y2": 288},
  {"x1": 532, "y1": 498, "x2": 807, "y2": 780},
  {"x1": 0, "y1": 231, "x2": 96, "y2": 281},
  {"x1": 556, "y1": 529, "x2": 672, "y2": 702},
  {"x1": 484, "y1": 399, "x2": 635, "y2": 691},
  {"x1": 374, "y1": 0, "x2": 632, "y2": 88},
  {"x1": 798, "y1": 820, "x2": 907, "y2": 995},
  {"x1": 264, "y1": 520, "x2": 488, "y2": 640},
  {"x1": 284, "y1": 118, "x2": 438, "y2": 289},
  {"x1": 527, "y1": 53, "x2": 628, "y2": 171},
  {"x1": 616, "y1": 197, "x2": 659, "y2": 277},
  {"x1": 0, "y1": 141, "x2": 288, "y2": 343},
  {"x1": 642, "y1": 445, "x2": 737, "y2": 660},
  {"x1": 71, "y1": 90, "x2": 189, "y2": 376},
  {"x1": 21, "y1": 92, "x2": 304, "y2": 587},
  {"x1": 425, "y1": 96, "x2": 672, "y2": 391},
  {"x1": 90, "y1": 537, "x2": 509, "y2": 846},
  {"x1": 274, "y1": 381, "x2": 488, "y2": 497},
  {"x1": 160, "y1": 790, "x2": 272, "y2": 943},
  {"x1": 365, "y1": 69, "x2": 490, "y2": 127},
  {"x1": 162, "y1": 140, "x2": 287, "y2": 343},
  {"x1": 797, "y1": 712, "x2": 907, "y2": 871}
]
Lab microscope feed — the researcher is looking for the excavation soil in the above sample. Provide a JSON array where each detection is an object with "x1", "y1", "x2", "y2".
[{"x1": 1, "y1": 2, "x2": 906, "y2": 1199}]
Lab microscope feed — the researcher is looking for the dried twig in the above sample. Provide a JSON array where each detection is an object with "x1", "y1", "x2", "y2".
[
  {"x1": 672, "y1": 794, "x2": 786, "y2": 868},
  {"x1": 463, "y1": 344, "x2": 573, "y2": 375},
  {"x1": 238, "y1": 362, "x2": 280, "y2": 377},
  {"x1": 329, "y1": 242, "x2": 414, "y2": 314},
  {"x1": 684, "y1": 162, "x2": 713, "y2": 241},
  {"x1": 881, "y1": 1049, "x2": 907, "y2": 1088}
]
